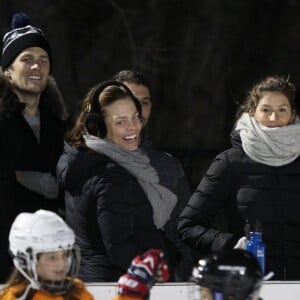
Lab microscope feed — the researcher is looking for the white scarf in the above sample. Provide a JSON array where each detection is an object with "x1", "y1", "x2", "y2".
[
  {"x1": 83, "y1": 134, "x2": 177, "y2": 229},
  {"x1": 235, "y1": 113, "x2": 300, "y2": 166}
]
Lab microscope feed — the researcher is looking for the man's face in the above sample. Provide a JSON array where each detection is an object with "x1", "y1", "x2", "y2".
[
  {"x1": 4, "y1": 47, "x2": 50, "y2": 97},
  {"x1": 123, "y1": 82, "x2": 152, "y2": 126}
]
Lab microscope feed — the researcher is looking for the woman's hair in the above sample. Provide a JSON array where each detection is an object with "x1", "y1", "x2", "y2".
[
  {"x1": 237, "y1": 75, "x2": 296, "y2": 119},
  {"x1": 3, "y1": 269, "x2": 83, "y2": 300},
  {"x1": 67, "y1": 81, "x2": 142, "y2": 147}
]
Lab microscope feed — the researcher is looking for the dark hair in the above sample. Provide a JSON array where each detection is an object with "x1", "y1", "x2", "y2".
[
  {"x1": 0, "y1": 76, "x2": 20, "y2": 119},
  {"x1": 2, "y1": 269, "x2": 83, "y2": 300},
  {"x1": 237, "y1": 75, "x2": 296, "y2": 119},
  {"x1": 66, "y1": 80, "x2": 142, "y2": 147},
  {"x1": 112, "y1": 70, "x2": 151, "y2": 95}
]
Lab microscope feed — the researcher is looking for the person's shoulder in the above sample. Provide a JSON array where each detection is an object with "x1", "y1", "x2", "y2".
[
  {"x1": 147, "y1": 148, "x2": 185, "y2": 175},
  {"x1": 0, "y1": 282, "x2": 26, "y2": 300},
  {"x1": 66, "y1": 146, "x2": 110, "y2": 173},
  {"x1": 146, "y1": 146, "x2": 179, "y2": 162},
  {"x1": 217, "y1": 147, "x2": 245, "y2": 161},
  {"x1": 153, "y1": 148, "x2": 177, "y2": 160},
  {"x1": 206, "y1": 148, "x2": 247, "y2": 175},
  {"x1": 0, "y1": 109, "x2": 19, "y2": 124},
  {"x1": 70, "y1": 278, "x2": 94, "y2": 300},
  {"x1": 77, "y1": 146, "x2": 115, "y2": 165},
  {"x1": 67, "y1": 146, "x2": 122, "y2": 184}
]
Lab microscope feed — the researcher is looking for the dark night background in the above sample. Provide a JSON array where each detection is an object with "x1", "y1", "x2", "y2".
[{"x1": 1, "y1": 0, "x2": 300, "y2": 190}]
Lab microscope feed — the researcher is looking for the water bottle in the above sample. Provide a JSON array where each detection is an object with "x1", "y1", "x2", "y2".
[{"x1": 246, "y1": 220, "x2": 265, "y2": 274}]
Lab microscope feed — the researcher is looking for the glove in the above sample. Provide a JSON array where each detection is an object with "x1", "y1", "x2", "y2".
[
  {"x1": 117, "y1": 249, "x2": 170, "y2": 299},
  {"x1": 17, "y1": 171, "x2": 59, "y2": 199},
  {"x1": 234, "y1": 236, "x2": 248, "y2": 250}
]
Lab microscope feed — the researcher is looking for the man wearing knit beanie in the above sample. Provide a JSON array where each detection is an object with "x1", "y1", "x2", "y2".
[
  {"x1": 0, "y1": 13, "x2": 68, "y2": 282},
  {"x1": 1, "y1": 13, "x2": 52, "y2": 71}
]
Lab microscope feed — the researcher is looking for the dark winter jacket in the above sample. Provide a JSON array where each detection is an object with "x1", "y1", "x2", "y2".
[
  {"x1": 56, "y1": 141, "x2": 192, "y2": 282},
  {"x1": 177, "y1": 130, "x2": 300, "y2": 280},
  {"x1": 0, "y1": 73, "x2": 67, "y2": 282}
]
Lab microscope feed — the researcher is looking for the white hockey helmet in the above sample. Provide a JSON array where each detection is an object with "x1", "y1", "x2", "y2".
[{"x1": 9, "y1": 210, "x2": 80, "y2": 295}]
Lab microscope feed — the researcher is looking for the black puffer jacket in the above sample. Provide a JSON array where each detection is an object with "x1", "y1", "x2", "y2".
[
  {"x1": 178, "y1": 130, "x2": 300, "y2": 280},
  {"x1": 0, "y1": 74, "x2": 67, "y2": 282},
  {"x1": 57, "y1": 142, "x2": 192, "y2": 282}
]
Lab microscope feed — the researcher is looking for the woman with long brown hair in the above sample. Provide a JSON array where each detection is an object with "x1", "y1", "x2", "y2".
[
  {"x1": 178, "y1": 75, "x2": 300, "y2": 280},
  {"x1": 57, "y1": 80, "x2": 192, "y2": 282}
]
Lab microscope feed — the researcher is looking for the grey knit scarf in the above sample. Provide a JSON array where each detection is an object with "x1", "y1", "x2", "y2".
[
  {"x1": 236, "y1": 113, "x2": 300, "y2": 166},
  {"x1": 83, "y1": 134, "x2": 177, "y2": 229}
]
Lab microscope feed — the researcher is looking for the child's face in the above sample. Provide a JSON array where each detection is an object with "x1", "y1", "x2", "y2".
[{"x1": 36, "y1": 250, "x2": 71, "y2": 281}]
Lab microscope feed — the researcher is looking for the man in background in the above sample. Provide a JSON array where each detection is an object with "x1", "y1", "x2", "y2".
[
  {"x1": 112, "y1": 70, "x2": 152, "y2": 126},
  {"x1": 0, "y1": 12, "x2": 67, "y2": 281}
]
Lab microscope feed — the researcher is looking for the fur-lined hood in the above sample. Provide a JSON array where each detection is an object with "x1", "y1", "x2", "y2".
[{"x1": 0, "y1": 69, "x2": 68, "y2": 121}]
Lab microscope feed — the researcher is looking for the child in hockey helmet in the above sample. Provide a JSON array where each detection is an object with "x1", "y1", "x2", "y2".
[
  {"x1": 191, "y1": 249, "x2": 263, "y2": 300},
  {"x1": 0, "y1": 210, "x2": 93, "y2": 300}
]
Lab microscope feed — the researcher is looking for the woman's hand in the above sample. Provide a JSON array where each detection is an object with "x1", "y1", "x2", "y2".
[{"x1": 234, "y1": 236, "x2": 248, "y2": 250}]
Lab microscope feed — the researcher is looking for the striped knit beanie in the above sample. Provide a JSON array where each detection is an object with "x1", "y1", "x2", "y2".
[{"x1": 1, "y1": 12, "x2": 52, "y2": 70}]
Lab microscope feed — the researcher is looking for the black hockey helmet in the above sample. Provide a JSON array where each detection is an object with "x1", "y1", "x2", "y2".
[{"x1": 192, "y1": 249, "x2": 263, "y2": 300}]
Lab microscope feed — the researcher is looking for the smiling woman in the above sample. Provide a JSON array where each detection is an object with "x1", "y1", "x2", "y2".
[
  {"x1": 104, "y1": 97, "x2": 142, "y2": 151},
  {"x1": 251, "y1": 91, "x2": 295, "y2": 127},
  {"x1": 56, "y1": 80, "x2": 192, "y2": 282},
  {"x1": 177, "y1": 75, "x2": 300, "y2": 280}
]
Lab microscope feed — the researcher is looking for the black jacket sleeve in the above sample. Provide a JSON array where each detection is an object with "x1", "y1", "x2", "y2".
[
  {"x1": 177, "y1": 152, "x2": 238, "y2": 254},
  {"x1": 164, "y1": 161, "x2": 195, "y2": 280}
]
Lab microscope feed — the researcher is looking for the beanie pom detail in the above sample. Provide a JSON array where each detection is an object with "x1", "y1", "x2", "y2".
[{"x1": 12, "y1": 12, "x2": 31, "y2": 29}]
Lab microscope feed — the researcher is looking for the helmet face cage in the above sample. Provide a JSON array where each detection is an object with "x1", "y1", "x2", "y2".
[
  {"x1": 13, "y1": 244, "x2": 80, "y2": 295},
  {"x1": 9, "y1": 210, "x2": 80, "y2": 295}
]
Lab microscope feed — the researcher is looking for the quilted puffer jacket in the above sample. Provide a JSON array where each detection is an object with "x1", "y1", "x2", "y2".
[{"x1": 178, "y1": 130, "x2": 300, "y2": 280}]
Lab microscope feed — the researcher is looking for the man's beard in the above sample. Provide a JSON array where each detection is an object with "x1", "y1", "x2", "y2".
[{"x1": 12, "y1": 83, "x2": 45, "y2": 98}]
